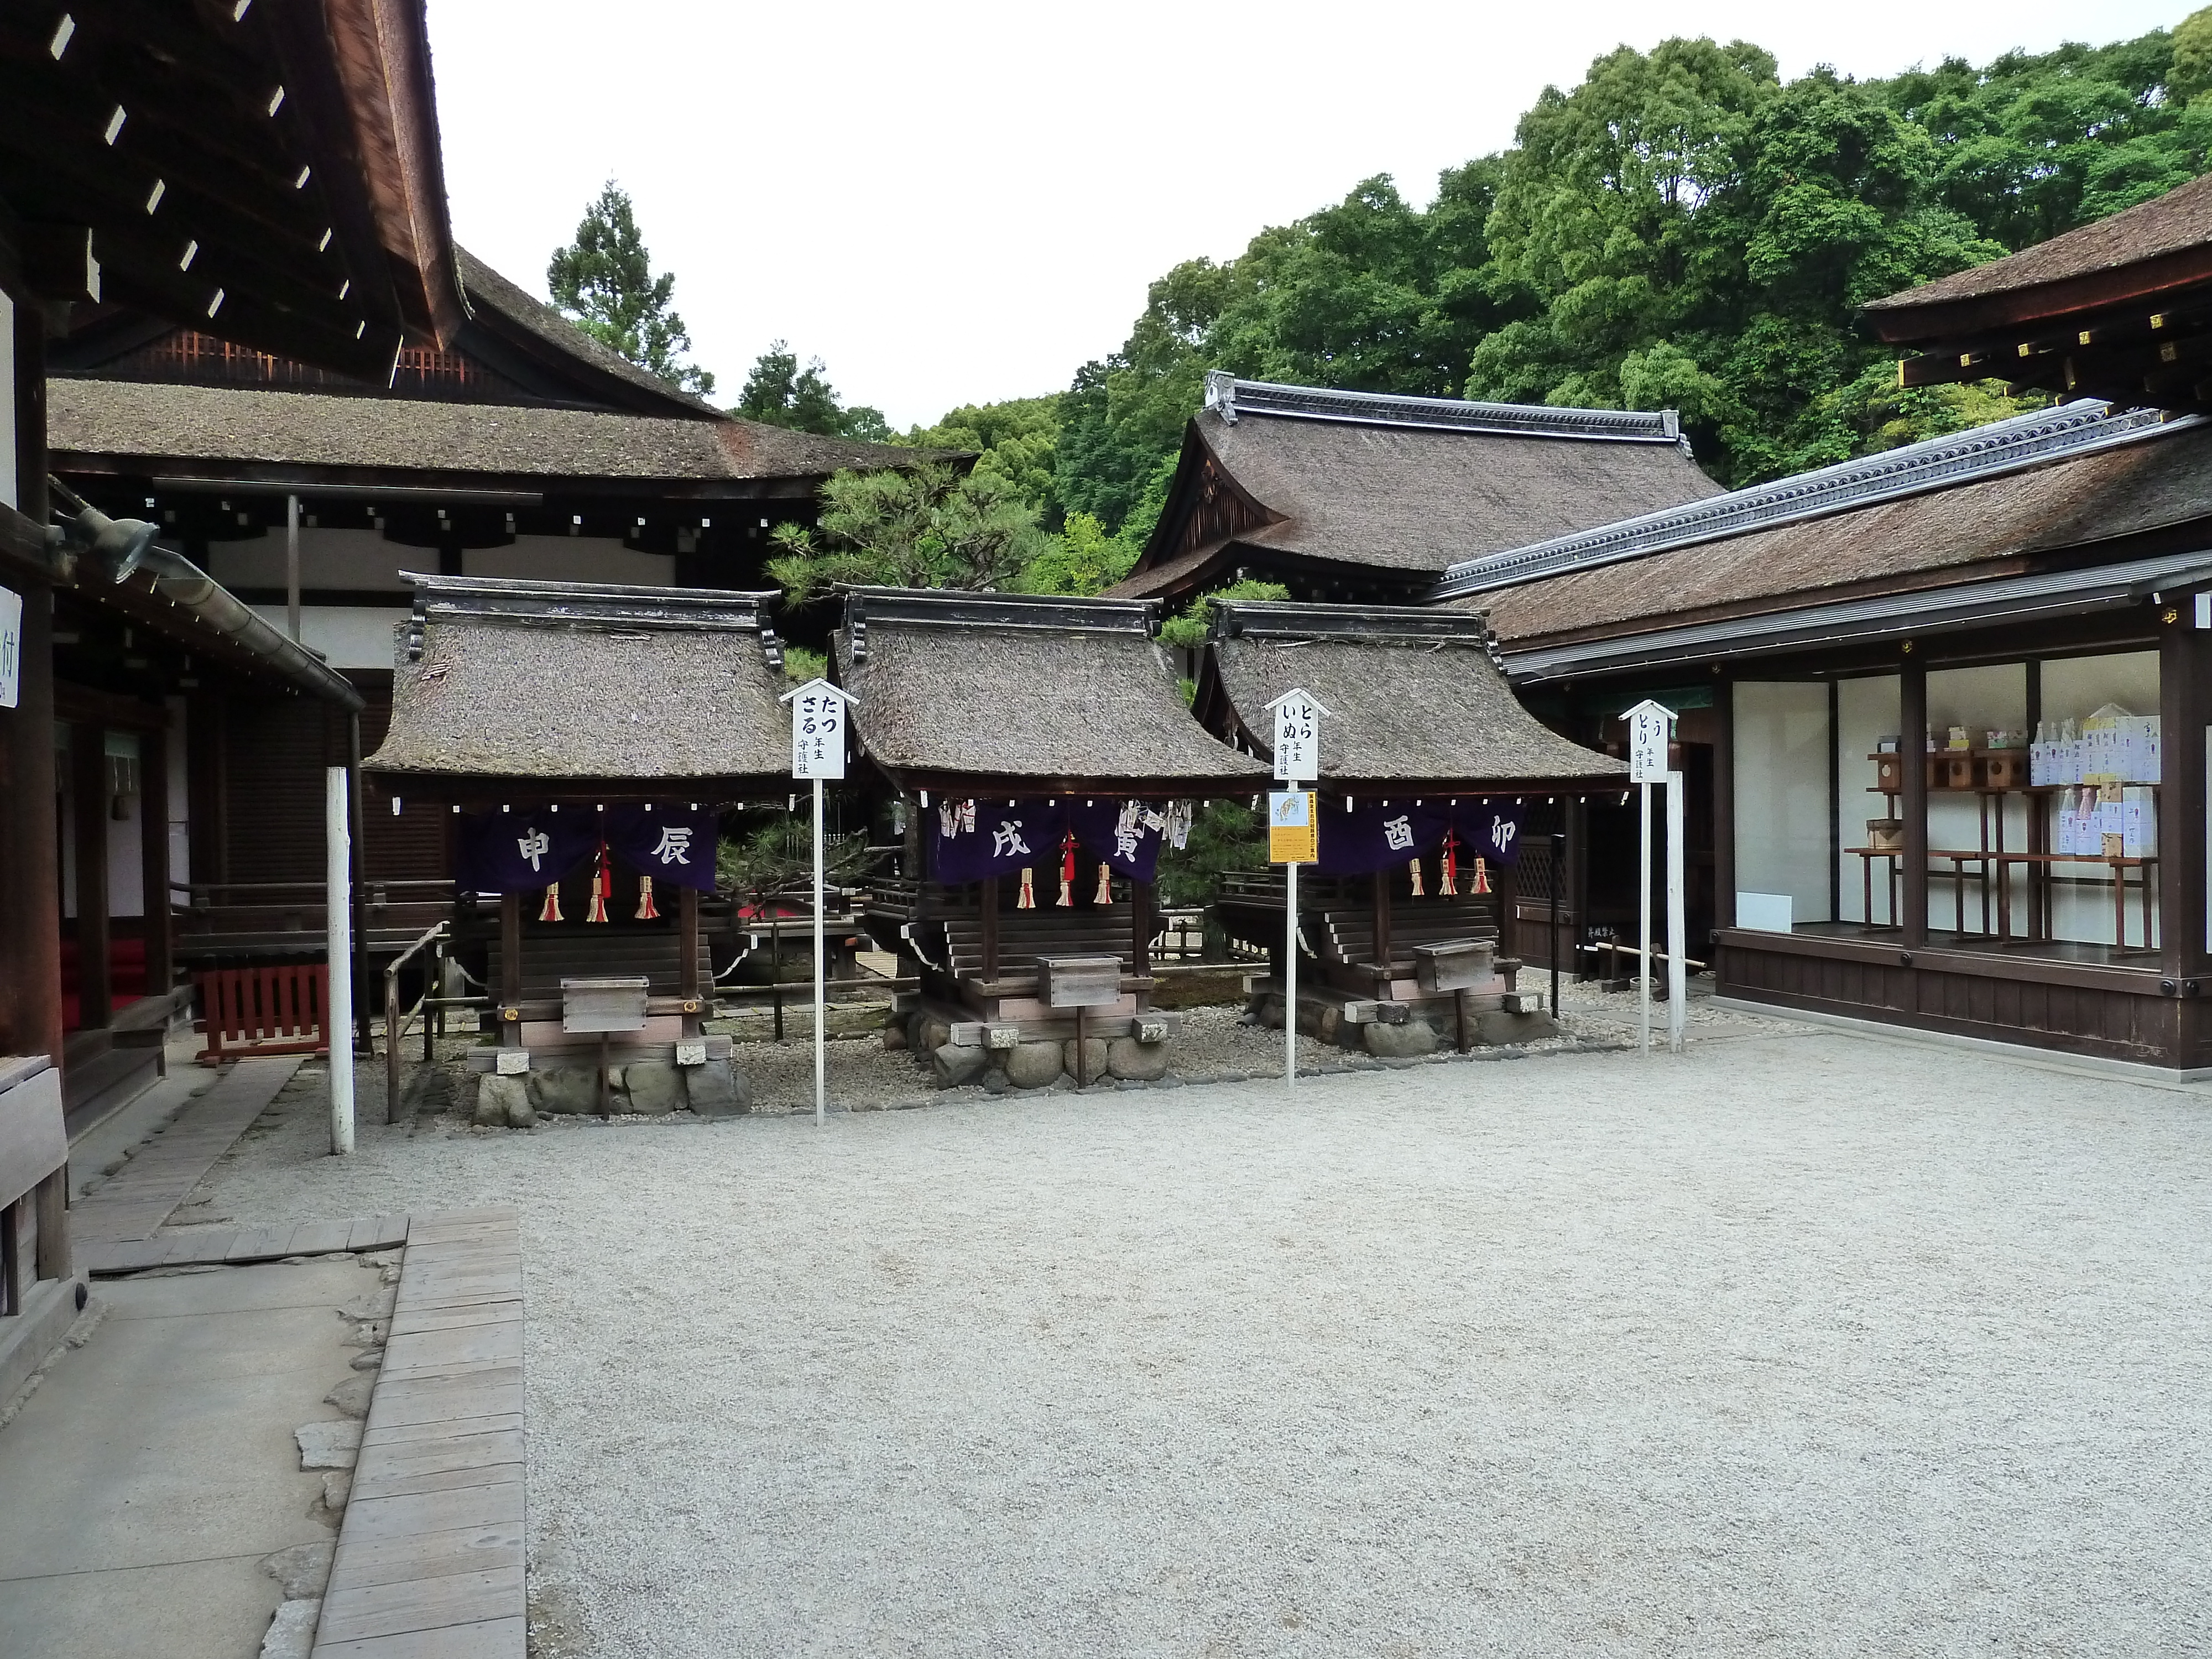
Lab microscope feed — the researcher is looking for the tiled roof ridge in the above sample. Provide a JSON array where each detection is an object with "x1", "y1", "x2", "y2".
[
  {"x1": 1203, "y1": 371, "x2": 1684, "y2": 446},
  {"x1": 1431, "y1": 400, "x2": 2197, "y2": 601}
]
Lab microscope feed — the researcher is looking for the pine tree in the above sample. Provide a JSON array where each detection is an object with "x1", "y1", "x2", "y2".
[{"x1": 546, "y1": 182, "x2": 716, "y2": 396}]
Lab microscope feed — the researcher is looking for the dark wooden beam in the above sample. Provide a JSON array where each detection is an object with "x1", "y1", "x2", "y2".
[
  {"x1": 140, "y1": 717, "x2": 172, "y2": 1003},
  {"x1": 2159, "y1": 609, "x2": 2209, "y2": 985}
]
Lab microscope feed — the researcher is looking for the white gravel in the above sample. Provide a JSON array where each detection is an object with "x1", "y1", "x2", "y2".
[{"x1": 174, "y1": 1000, "x2": 2212, "y2": 1656}]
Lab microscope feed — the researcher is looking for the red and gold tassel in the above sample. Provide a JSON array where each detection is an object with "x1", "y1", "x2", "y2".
[
  {"x1": 1471, "y1": 855, "x2": 1492, "y2": 895},
  {"x1": 539, "y1": 882, "x2": 564, "y2": 923},
  {"x1": 586, "y1": 844, "x2": 612, "y2": 923},
  {"x1": 1057, "y1": 832, "x2": 1076, "y2": 907},
  {"x1": 1018, "y1": 866, "x2": 1036, "y2": 909},
  {"x1": 1408, "y1": 855, "x2": 1424, "y2": 897},
  {"x1": 1094, "y1": 861, "x2": 1112, "y2": 905},
  {"x1": 1440, "y1": 832, "x2": 1458, "y2": 896},
  {"x1": 634, "y1": 875, "x2": 659, "y2": 921}
]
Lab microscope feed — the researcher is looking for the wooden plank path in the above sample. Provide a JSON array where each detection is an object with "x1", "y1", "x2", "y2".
[
  {"x1": 70, "y1": 1056, "x2": 304, "y2": 1248},
  {"x1": 80, "y1": 1213, "x2": 413, "y2": 1275},
  {"x1": 314, "y1": 1207, "x2": 526, "y2": 1657}
]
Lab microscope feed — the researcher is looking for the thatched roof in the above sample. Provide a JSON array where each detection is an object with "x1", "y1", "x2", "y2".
[
  {"x1": 1110, "y1": 375, "x2": 1720, "y2": 602},
  {"x1": 46, "y1": 377, "x2": 920, "y2": 486},
  {"x1": 1474, "y1": 406, "x2": 2212, "y2": 647},
  {"x1": 833, "y1": 588, "x2": 1267, "y2": 790},
  {"x1": 1197, "y1": 601, "x2": 1624, "y2": 787},
  {"x1": 367, "y1": 575, "x2": 790, "y2": 785},
  {"x1": 455, "y1": 248, "x2": 719, "y2": 420},
  {"x1": 1864, "y1": 171, "x2": 2212, "y2": 340}
]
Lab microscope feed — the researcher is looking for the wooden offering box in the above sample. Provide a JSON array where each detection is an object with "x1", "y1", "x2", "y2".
[
  {"x1": 1037, "y1": 956, "x2": 1124, "y2": 1009},
  {"x1": 1411, "y1": 937, "x2": 1497, "y2": 994},
  {"x1": 1979, "y1": 749, "x2": 2028, "y2": 789},
  {"x1": 1870, "y1": 751, "x2": 1903, "y2": 791},
  {"x1": 1937, "y1": 752, "x2": 1975, "y2": 789}
]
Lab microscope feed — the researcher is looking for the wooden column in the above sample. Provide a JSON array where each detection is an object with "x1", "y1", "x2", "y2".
[
  {"x1": 498, "y1": 891, "x2": 522, "y2": 1045},
  {"x1": 140, "y1": 719, "x2": 172, "y2": 1006},
  {"x1": 980, "y1": 875, "x2": 1000, "y2": 983},
  {"x1": 2159, "y1": 616, "x2": 2208, "y2": 986},
  {"x1": 71, "y1": 721, "x2": 111, "y2": 1031},
  {"x1": 1131, "y1": 878, "x2": 1153, "y2": 978},
  {"x1": 1498, "y1": 850, "x2": 1519, "y2": 961},
  {"x1": 1566, "y1": 795, "x2": 1590, "y2": 980},
  {"x1": 1900, "y1": 655, "x2": 1929, "y2": 950},
  {"x1": 679, "y1": 886, "x2": 701, "y2": 1037},
  {"x1": 1713, "y1": 680, "x2": 1736, "y2": 933},
  {"x1": 1370, "y1": 868, "x2": 1392, "y2": 990},
  {"x1": 0, "y1": 298, "x2": 62, "y2": 1063}
]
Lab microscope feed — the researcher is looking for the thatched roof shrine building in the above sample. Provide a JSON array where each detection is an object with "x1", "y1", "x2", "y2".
[
  {"x1": 1866, "y1": 170, "x2": 2212, "y2": 412},
  {"x1": 836, "y1": 588, "x2": 1264, "y2": 1090},
  {"x1": 1110, "y1": 374, "x2": 1721, "y2": 607},
  {"x1": 366, "y1": 574, "x2": 794, "y2": 1115},
  {"x1": 1196, "y1": 600, "x2": 1624, "y2": 1054}
]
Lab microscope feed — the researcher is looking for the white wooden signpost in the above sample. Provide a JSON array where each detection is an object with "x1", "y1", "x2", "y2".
[
  {"x1": 1622, "y1": 699, "x2": 1686, "y2": 1055},
  {"x1": 783, "y1": 679, "x2": 853, "y2": 1123},
  {"x1": 0, "y1": 585, "x2": 21, "y2": 711},
  {"x1": 1266, "y1": 688, "x2": 1325, "y2": 1093}
]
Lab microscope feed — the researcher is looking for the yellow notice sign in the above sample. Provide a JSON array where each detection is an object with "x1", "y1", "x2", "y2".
[{"x1": 1268, "y1": 790, "x2": 1317, "y2": 864}]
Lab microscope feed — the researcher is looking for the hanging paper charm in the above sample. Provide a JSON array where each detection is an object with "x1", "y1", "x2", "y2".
[
  {"x1": 539, "y1": 882, "x2": 564, "y2": 924},
  {"x1": 1439, "y1": 832, "x2": 1459, "y2": 896},
  {"x1": 1018, "y1": 866, "x2": 1036, "y2": 909},
  {"x1": 1094, "y1": 861, "x2": 1112, "y2": 905},
  {"x1": 634, "y1": 875, "x2": 659, "y2": 921},
  {"x1": 1057, "y1": 831, "x2": 1077, "y2": 907},
  {"x1": 1470, "y1": 855, "x2": 1492, "y2": 895},
  {"x1": 1408, "y1": 855, "x2": 1424, "y2": 898}
]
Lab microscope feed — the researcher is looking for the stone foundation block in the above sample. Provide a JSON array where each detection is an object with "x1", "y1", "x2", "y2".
[
  {"x1": 1061, "y1": 1037, "x2": 1109, "y2": 1083},
  {"x1": 625, "y1": 1061, "x2": 684, "y2": 1114},
  {"x1": 1363, "y1": 1019, "x2": 1440, "y2": 1059},
  {"x1": 933, "y1": 1043, "x2": 989, "y2": 1089},
  {"x1": 1002, "y1": 1041, "x2": 1063, "y2": 1090},
  {"x1": 476, "y1": 1073, "x2": 532, "y2": 1128},
  {"x1": 685, "y1": 1058, "x2": 750, "y2": 1118},
  {"x1": 528, "y1": 1067, "x2": 600, "y2": 1115},
  {"x1": 1107, "y1": 1036, "x2": 1170, "y2": 1081}
]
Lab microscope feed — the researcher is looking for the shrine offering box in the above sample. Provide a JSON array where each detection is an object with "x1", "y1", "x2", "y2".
[
  {"x1": 560, "y1": 977, "x2": 649, "y2": 1033},
  {"x1": 1037, "y1": 956, "x2": 1122, "y2": 1009},
  {"x1": 1870, "y1": 752, "x2": 1903, "y2": 791},
  {"x1": 1412, "y1": 938, "x2": 1496, "y2": 994},
  {"x1": 1979, "y1": 750, "x2": 2028, "y2": 789},
  {"x1": 1866, "y1": 818, "x2": 1905, "y2": 852},
  {"x1": 1937, "y1": 753, "x2": 1975, "y2": 790}
]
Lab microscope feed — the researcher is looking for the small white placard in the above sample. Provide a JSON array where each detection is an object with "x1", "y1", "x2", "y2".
[
  {"x1": 1625, "y1": 700, "x2": 1673, "y2": 784},
  {"x1": 786, "y1": 679, "x2": 849, "y2": 780},
  {"x1": 675, "y1": 1039, "x2": 707, "y2": 1067},
  {"x1": 495, "y1": 1049, "x2": 530, "y2": 1075},
  {"x1": 1736, "y1": 891, "x2": 1793, "y2": 933},
  {"x1": 1271, "y1": 689, "x2": 1321, "y2": 782},
  {"x1": 0, "y1": 585, "x2": 20, "y2": 711}
]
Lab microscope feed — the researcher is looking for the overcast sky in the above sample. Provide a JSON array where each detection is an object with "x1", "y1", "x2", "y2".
[{"x1": 427, "y1": 0, "x2": 2189, "y2": 430}]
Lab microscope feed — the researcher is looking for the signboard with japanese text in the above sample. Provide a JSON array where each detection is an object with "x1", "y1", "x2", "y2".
[
  {"x1": 1268, "y1": 790, "x2": 1317, "y2": 864},
  {"x1": 1625, "y1": 699, "x2": 1673, "y2": 784},
  {"x1": 786, "y1": 680, "x2": 849, "y2": 780},
  {"x1": 1269, "y1": 689, "x2": 1322, "y2": 782},
  {"x1": 0, "y1": 585, "x2": 19, "y2": 709}
]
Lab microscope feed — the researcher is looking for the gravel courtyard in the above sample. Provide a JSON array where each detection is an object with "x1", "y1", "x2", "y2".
[{"x1": 168, "y1": 1007, "x2": 2212, "y2": 1656}]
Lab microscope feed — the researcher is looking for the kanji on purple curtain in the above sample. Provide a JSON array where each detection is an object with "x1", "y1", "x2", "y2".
[
  {"x1": 930, "y1": 798, "x2": 1067, "y2": 883},
  {"x1": 1315, "y1": 800, "x2": 1448, "y2": 876},
  {"x1": 1065, "y1": 797, "x2": 1167, "y2": 882},
  {"x1": 454, "y1": 808, "x2": 598, "y2": 895},
  {"x1": 1459, "y1": 802, "x2": 1527, "y2": 867},
  {"x1": 603, "y1": 804, "x2": 721, "y2": 892}
]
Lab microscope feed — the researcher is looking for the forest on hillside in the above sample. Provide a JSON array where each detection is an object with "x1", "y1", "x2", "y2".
[{"x1": 893, "y1": 20, "x2": 2212, "y2": 582}]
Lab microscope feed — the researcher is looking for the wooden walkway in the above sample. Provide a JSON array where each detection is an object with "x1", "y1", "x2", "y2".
[
  {"x1": 314, "y1": 1207, "x2": 526, "y2": 1657},
  {"x1": 81, "y1": 1214, "x2": 412, "y2": 1276},
  {"x1": 69, "y1": 1056, "x2": 304, "y2": 1248}
]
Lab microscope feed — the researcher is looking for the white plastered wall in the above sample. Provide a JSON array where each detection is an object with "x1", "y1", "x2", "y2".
[
  {"x1": 1733, "y1": 681, "x2": 1832, "y2": 929},
  {"x1": 1835, "y1": 675, "x2": 1898, "y2": 924}
]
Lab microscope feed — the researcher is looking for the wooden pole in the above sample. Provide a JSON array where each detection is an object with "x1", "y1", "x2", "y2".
[
  {"x1": 1666, "y1": 770, "x2": 1687, "y2": 1052},
  {"x1": 285, "y1": 492, "x2": 301, "y2": 643},
  {"x1": 1900, "y1": 656, "x2": 1929, "y2": 950},
  {"x1": 499, "y1": 892, "x2": 521, "y2": 1045},
  {"x1": 71, "y1": 721, "x2": 111, "y2": 1032},
  {"x1": 1638, "y1": 779, "x2": 1652, "y2": 1056},
  {"x1": 679, "y1": 886, "x2": 701, "y2": 1036},
  {"x1": 981, "y1": 874, "x2": 1000, "y2": 983},
  {"x1": 2159, "y1": 617, "x2": 2206, "y2": 989},
  {"x1": 0, "y1": 571, "x2": 62, "y2": 1062},
  {"x1": 1284, "y1": 853, "x2": 1298, "y2": 1091},
  {"x1": 326, "y1": 766, "x2": 354, "y2": 1154}
]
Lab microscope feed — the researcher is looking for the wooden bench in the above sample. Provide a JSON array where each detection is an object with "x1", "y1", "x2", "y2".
[{"x1": 195, "y1": 964, "x2": 330, "y2": 1065}]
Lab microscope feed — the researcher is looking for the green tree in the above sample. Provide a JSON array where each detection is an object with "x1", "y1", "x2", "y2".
[
  {"x1": 766, "y1": 462, "x2": 1045, "y2": 604},
  {"x1": 2173, "y1": 6, "x2": 2212, "y2": 105},
  {"x1": 546, "y1": 182, "x2": 715, "y2": 395},
  {"x1": 734, "y1": 343, "x2": 892, "y2": 441},
  {"x1": 904, "y1": 395, "x2": 1062, "y2": 523},
  {"x1": 1016, "y1": 512, "x2": 1140, "y2": 596}
]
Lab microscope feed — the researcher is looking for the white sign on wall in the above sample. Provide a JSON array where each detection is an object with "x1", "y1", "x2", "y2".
[
  {"x1": 0, "y1": 585, "x2": 21, "y2": 710},
  {"x1": 785, "y1": 679, "x2": 850, "y2": 780},
  {"x1": 1624, "y1": 698, "x2": 1673, "y2": 784},
  {"x1": 1267, "y1": 687, "x2": 1325, "y2": 782}
]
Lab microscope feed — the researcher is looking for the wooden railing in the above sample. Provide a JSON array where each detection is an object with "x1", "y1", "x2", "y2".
[{"x1": 382, "y1": 921, "x2": 447, "y2": 1124}]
